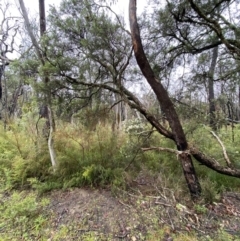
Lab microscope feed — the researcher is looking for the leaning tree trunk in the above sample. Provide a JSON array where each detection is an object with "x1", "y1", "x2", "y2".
[{"x1": 129, "y1": 0, "x2": 201, "y2": 199}]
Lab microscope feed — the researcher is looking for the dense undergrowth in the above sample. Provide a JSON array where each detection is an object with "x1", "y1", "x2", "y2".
[
  {"x1": 2, "y1": 114, "x2": 240, "y2": 196},
  {"x1": 1, "y1": 112, "x2": 240, "y2": 240}
]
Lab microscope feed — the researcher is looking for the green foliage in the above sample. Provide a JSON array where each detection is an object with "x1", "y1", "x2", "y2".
[
  {"x1": 0, "y1": 115, "x2": 139, "y2": 193},
  {"x1": 194, "y1": 204, "x2": 208, "y2": 214},
  {"x1": 188, "y1": 124, "x2": 240, "y2": 194},
  {"x1": 0, "y1": 114, "x2": 51, "y2": 191},
  {"x1": 0, "y1": 191, "x2": 49, "y2": 240},
  {"x1": 54, "y1": 123, "x2": 133, "y2": 190},
  {"x1": 1, "y1": 109, "x2": 240, "y2": 201}
]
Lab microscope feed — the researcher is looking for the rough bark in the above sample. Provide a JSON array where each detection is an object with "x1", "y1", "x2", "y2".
[{"x1": 129, "y1": 0, "x2": 201, "y2": 199}]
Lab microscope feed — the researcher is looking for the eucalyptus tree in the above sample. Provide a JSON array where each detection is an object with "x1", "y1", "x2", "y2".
[
  {"x1": 41, "y1": 0, "x2": 240, "y2": 199},
  {"x1": 18, "y1": 0, "x2": 57, "y2": 170},
  {"x1": 146, "y1": 0, "x2": 240, "y2": 128},
  {"x1": 129, "y1": 0, "x2": 202, "y2": 198},
  {"x1": 128, "y1": 0, "x2": 240, "y2": 199},
  {"x1": 46, "y1": 0, "x2": 133, "y2": 127}
]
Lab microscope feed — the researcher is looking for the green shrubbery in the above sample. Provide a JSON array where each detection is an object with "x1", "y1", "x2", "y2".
[
  {"x1": 1, "y1": 115, "x2": 240, "y2": 240},
  {"x1": 1, "y1": 114, "x2": 240, "y2": 201},
  {"x1": 185, "y1": 123, "x2": 240, "y2": 201},
  {"x1": 0, "y1": 116, "x2": 152, "y2": 193},
  {"x1": 0, "y1": 191, "x2": 49, "y2": 240}
]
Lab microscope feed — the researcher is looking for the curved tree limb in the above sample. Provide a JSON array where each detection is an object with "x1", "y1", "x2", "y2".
[
  {"x1": 210, "y1": 131, "x2": 232, "y2": 167},
  {"x1": 190, "y1": 146, "x2": 240, "y2": 177},
  {"x1": 61, "y1": 73, "x2": 174, "y2": 139}
]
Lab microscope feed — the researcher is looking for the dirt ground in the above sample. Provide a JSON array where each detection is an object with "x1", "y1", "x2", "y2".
[{"x1": 46, "y1": 177, "x2": 240, "y2": 240}]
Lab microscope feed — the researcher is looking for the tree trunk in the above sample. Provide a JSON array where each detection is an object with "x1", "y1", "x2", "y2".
[
  {"x1": 19, "y1": 0, "x2": 57, "y2": 171},
  {"x1": 208, "y1": 46, "x2": 218, "y2": 130},
  {"x1": 39, "y1": 0, "x2": 46, "y2": 35},
  {"x1": 129, "y1": 0, "x2": 201, "y2": 199},
  {"x1": 39, "y1": 0, "x2": 57, "y2": 170},
  {"x1": 19, "y1": 0, "x2": 43, "y2": 62}
]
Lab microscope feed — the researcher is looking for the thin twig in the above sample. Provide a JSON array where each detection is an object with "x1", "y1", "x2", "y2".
[
  {"x1": 167, "y1": 210, "x2": 175, "y2": 231},
  {"x1": 155, "y1": 201, "x2": 172, "y2": 207},
  {"x1": 210, "y1": 131, "x2": 232, "y2": 167},
  {"x1": 118, "y1": 200, "x2": 131, "y2": 208},
  {"x1": 142, "y1": 146, "x2": 180, "y2": 155}
]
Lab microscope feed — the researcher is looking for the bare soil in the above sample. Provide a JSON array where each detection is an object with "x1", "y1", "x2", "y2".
[{"x1": 45, "y1": 175, "x2": 240, "y2": 240}]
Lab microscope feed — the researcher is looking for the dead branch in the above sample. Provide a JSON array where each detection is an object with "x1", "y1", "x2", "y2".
[
  {"x1": 167, "y1": 209, "x2": 175, "y2": 230},
  {"x1": 155, "y1": 201, "x2": 172, "y2": 207},
  {"x1": 141, "y1": 146, "x2": 190, "y2": 156},
  {"x1": 210, "y1": 130, "x2": 232, "y2": 167},
  {"x1": 118, "y1": 200, "x2": 131, "y2": 208},
  {"x1": 142, "y1": 144, "x2": 240, "y2": 178}
]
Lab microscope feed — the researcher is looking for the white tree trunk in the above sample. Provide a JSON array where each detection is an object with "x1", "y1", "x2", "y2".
[{"x1": 48, "y1": 107, "x2": 57, "y2": 170}]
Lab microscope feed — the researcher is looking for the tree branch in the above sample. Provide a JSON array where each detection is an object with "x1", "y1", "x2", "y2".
[
  {"x1": 142, "y1": 145, "x2": 240, "y2": 178},
  {"x1": 187, "y1": 0, "x2": 240, "y2": 55},
  {"x1": 18, "y1": 0, "x2": 44, "y2": 63},
  {"x1": 210, "y1": 130, "x2": 232, "y2": 167}
]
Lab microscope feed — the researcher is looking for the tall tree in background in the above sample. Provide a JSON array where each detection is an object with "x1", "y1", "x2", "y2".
[{"x1": 0, "y1": 2, "x2": 19, "y2": 127}]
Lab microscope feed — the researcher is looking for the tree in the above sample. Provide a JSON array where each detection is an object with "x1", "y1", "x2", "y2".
[
  {"x1": 15, "y1": 0, "x2": 240, "y2": 199},
  {"x1": 208, "y1": 46, "x2": 218, "y2": 130},
  {"x1": 129, "y1": 0, "x2": 201, "y2": 198},
  {"x1": 146, "y1": 0, "x2": 240, "y2": 127},
  {"x1": 0, "y1": 1, "x2": 19, "y2": 125},
  {"x1": 18, "y1": 0, "x2": 57, "y2": 170},
  {"x1": 46, "y1": 0, "x2": 133, "y2": 128},
  {"x1": 128, "y1": 0, "x2": 240, "y2": 199}
]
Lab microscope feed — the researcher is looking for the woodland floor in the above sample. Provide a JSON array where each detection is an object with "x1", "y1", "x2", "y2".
[{"x1": 45, "y1": 173, "x2": 240, "y2": 240}]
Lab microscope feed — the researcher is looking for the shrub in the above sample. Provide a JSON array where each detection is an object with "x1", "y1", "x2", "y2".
[{"x1": 0, "y1": 191, "x2": 49, "y2": 240}]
